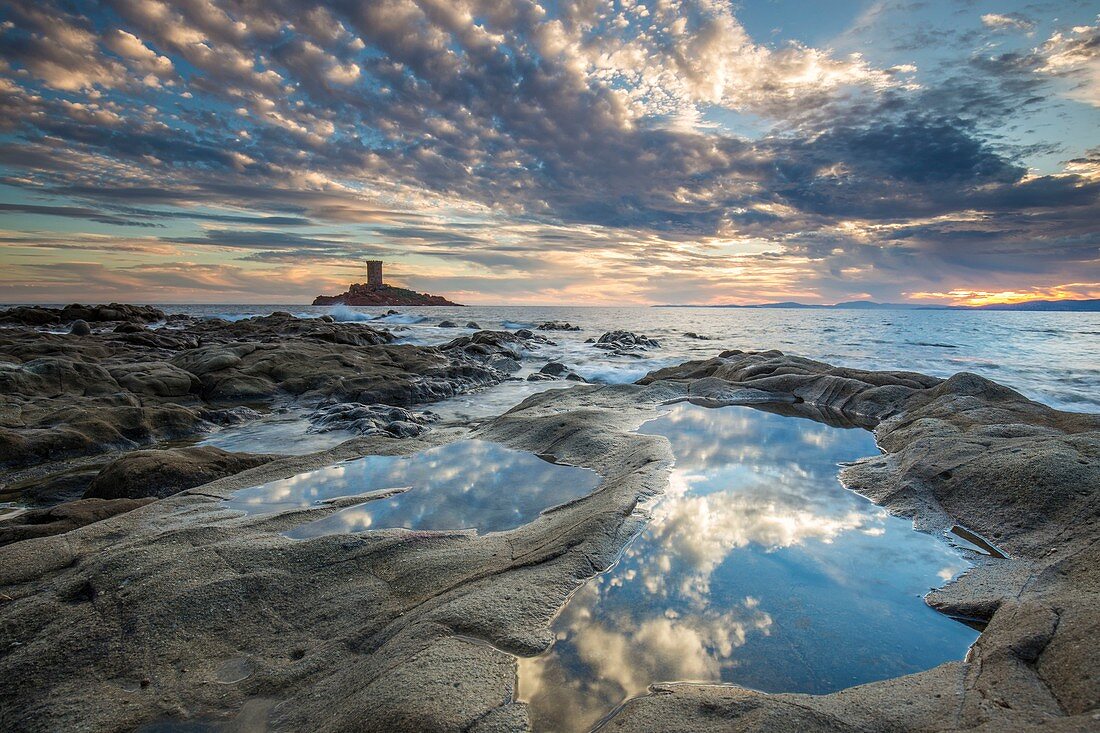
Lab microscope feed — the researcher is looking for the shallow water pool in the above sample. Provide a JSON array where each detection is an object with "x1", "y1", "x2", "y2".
[
  {"x1": 517, "y1": 403, "x2": 978, "y2": 731},
  {"x1": 223, "y1": 439, "x2": 600, "y2": 535}
]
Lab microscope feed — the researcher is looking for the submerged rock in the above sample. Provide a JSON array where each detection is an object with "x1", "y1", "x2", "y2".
[
  {"x1": 592, "y1": 330, "x2": 660, "y2": 355},
  {"x1": 683, "y1": 332, "x2": 711, "y2": 340},
  {"x1": 536, "y1": 321, "x2": 581, "y2": 331},
  {"x1": 438, "y1": 320, "x2": 458, "y2": 328},
  {"x1": 308, "y1": 403, "x2": 437, "y2": 438},
  {"x1": 527, "y1": 362, "x2": 588, "y2": 383},
  {"x1": 465, "y1": 321, "x2": 481, "y2": 330},
  {"x1": 83, "y1": 446, "x2": 274, "y2": 500}
]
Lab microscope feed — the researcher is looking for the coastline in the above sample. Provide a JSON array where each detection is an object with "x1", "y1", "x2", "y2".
[{"x1": 0, "y1": 304, "x2": 1096, "y2": 731}]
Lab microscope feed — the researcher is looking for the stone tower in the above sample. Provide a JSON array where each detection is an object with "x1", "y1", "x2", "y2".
[{"x1": 366, "y1": 260, "x2": 383, "y2": 287}]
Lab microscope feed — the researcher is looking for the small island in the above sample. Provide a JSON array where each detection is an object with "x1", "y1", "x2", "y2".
[{"x1": 313, "y1": 261, "x2": 463, "y2": 306}]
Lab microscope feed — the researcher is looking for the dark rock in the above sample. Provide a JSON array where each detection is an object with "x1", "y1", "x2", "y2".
[
  {"x1": 69, "y1": 320, "x2": 91, "y2": 336},
  {"x1": 0, "y1": 308, "x2": 507, "y2": 481},
  {"x1": 319, "y1": 315, "x2": 335, "y2": 323},
  {"x1": 438, "y1": 320, "x2": 458, "y2": 328},
  {"x1": 0, "y1": 498, "x2": 154, "y2": 546},
  {"x1": 385, "y1": 309, "x2": 400, "y2": 316},
  {"x1": 684, "y1": 332, "x2": 711, "y2": 340},
  {"x1": 536, "y1": 321, "x2": 581, "y2": 331},
  {"x1": 527, "y1": 362, "x2": 588, "y2": 383},
  {"x1": 199, "y1": 406, "x2": 262, "y2": 426},
  {"x1": 308, "y1": 403, "x2": 437, "y2": 438},
  {"x1": 0, "y1": 307, "x2": 61, "y2": 326},
  {"x1": 84, "y1": 446, "x2": 275, "y2": 500},
  {"x1": 539, "y1": 362, "x2": 569, "y2": 377},
  {"x1": 113, "y1": 322, "x2": 144, "y2": 334},
  {"x1": 593, "y1": 330, "x2": 660, "y2": 351},
  {"x1": 106, "y1": 362, "x2": 200, "y2": 398},
  {"x1": 314, "y1": 283, "x2": 462, "y2": 307},
  {"x1": 59, "y1": 303, "x2": 165, "y2": 323},
  {"x1": 466, "y1": 322, "x2": 481, "y2": 330}
]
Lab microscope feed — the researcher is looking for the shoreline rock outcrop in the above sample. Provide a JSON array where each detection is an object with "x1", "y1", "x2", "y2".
[
  {"x1": 0, "y1": 345, "x2": 1095, "y2": 732},
  {"x1": 0, "y1": 307, "x2": 515, "y2": 509}
]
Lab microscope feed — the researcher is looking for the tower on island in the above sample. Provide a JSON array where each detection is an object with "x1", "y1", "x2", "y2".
[{"x1": 365, "y1": 260, "x2": 383, "y2": 287}]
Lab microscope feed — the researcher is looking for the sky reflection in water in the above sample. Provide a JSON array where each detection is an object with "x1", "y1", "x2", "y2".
[
  {"x1": 224, "y1": 439, "x2": 599, "y2": 535},
  {"x1": 518, "y1": 404, "x2": 978, "y2": 732}
]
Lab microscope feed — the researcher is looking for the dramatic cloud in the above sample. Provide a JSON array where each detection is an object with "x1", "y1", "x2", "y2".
[{"x1": 0, "y1": 1, "x2": 1097, "y2": 303}]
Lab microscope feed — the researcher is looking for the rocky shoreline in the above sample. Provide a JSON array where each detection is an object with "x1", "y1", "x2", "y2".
[
  {"x1": 0, "y1": 307, "x2": 547, "y2": 528},
  {"x1": 0, "y1": 309, "x2": 1096, "y2": 732}
]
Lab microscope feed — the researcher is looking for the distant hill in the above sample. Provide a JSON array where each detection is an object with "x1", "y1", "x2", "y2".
[
  {"x1": 970, "y1": 299, "x2": 1100, "y2": 312},
  {"x1": 654, "y1": 299, "x2": 1100, "y2": 312}
]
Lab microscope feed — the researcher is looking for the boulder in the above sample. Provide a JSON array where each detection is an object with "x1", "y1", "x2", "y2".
[
  {"x1": 309, "y1": 403, "x2": 437, "y2": 438},
  {"x1": 593, "y1": 330, "x2": 660, "y2": 351},
  {"x1": 84, "y1": 446, "x2": 275, "y2": 501},
  {"x1": 69, "y1": 320, "x2": 91, "y2": 336},
  {"x1": 59, "y1": 303, "x2": 165, "y2": 323},
  {"x1": 107, "y1": 362, "x2": 201, "y2": 398},
  {"x1": 438, "y1": 320, "x2": 458, "y2": 328},
  {"x1": 0, "y1": 307, "x2": 61, "y2": 326},
  {"x1": 536, "y1": 321, "x2": 581, "y2": 331},
  {"x1": 527, "y1": 362, "x2": 588, "y2": 383}
]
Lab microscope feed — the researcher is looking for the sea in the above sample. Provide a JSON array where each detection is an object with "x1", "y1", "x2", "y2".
[{"x1": 151, "y1": 304, "x2": 1100, "y2": 416}]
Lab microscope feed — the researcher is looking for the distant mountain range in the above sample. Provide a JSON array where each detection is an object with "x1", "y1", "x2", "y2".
[{"x1": 654, "y1": 299, "x2": 1100, "y2": 312}]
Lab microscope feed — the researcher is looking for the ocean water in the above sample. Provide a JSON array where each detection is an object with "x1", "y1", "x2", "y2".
[{"x1": 155, "y1": 304, "x2": 1100, "y2": 414}]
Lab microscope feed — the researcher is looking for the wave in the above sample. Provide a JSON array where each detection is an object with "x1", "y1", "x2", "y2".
[
  {"x1": 326, "y1": 305, "x2": 377, "y2": 323},
  {"x1": 376, "y1": 312, "x2": 430, "y2": 324},
  {"x1": 203, "y1": 313, "x2": 257, "y2": 322}
]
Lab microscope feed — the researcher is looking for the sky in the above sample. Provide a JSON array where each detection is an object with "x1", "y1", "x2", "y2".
[{"x1": 0, "y1": 0, "x2": 1097, "y2": 306}]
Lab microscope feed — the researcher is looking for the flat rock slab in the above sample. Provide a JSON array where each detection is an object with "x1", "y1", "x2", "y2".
[{"x1": 0, "y1": 349, "x2": 1096, "y2": 732}]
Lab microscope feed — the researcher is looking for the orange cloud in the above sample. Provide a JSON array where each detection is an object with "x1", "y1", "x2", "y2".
[{"x1": 906, "y1": 283, "x2": 1100, "y2": 306}]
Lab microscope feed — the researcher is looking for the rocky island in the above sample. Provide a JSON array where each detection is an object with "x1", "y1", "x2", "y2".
[{"x1": 312, "y1": 260, "x2": 462, "y2": 307}]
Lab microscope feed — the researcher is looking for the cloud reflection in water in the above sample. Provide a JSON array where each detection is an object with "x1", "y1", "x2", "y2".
[
  {"x1": 223, "y1": 439, "x2": 600, "y2": 535},
  {"x1": 517, "y1": 404, "x2": 976, "y2": 732}
]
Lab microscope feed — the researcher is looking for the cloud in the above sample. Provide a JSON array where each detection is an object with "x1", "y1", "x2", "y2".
[
  {"x1": 981, "y1": 13, "x2": 1036, "y2": 32},
  {"x1": 0, "y1": 1, "x2": 1097, "y2": 303}
]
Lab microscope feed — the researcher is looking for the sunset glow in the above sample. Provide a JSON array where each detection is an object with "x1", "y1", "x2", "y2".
[{"x1": 0, "y1": 1, "x2": 1097, "y2": 305}]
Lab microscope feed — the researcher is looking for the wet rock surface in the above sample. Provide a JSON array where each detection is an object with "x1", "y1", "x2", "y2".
[
  {"x1": 536, "y1": 321, "x2": 581, "y2": 331},
  {"x1": 526, "y1": 362, "x2": 588, "y2": 383},
  {"x1": 592, "y1": 330, "x2": 661, "y2": 354},
  {"x1": 307, "y1": 403, "x2": 437, "y2": 438},
  {"x1": 83, "y1": 446, "x2": 275, "y2": 500},
  {"x1": 0, "y1": 303, "x2": 167, "y2": 327},
  {"x1": 0, "y1": 307, "x2": 513, "y2": 509},
  {"x1": 440, "y1": 329, "x2": 554, "y2": 375},
  {"x1": 0, "y1": 346, "x2": 1095, "y2": 733},
  {"x1": 0, "y1": 497, "x2": 155, "y2": 547}
]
